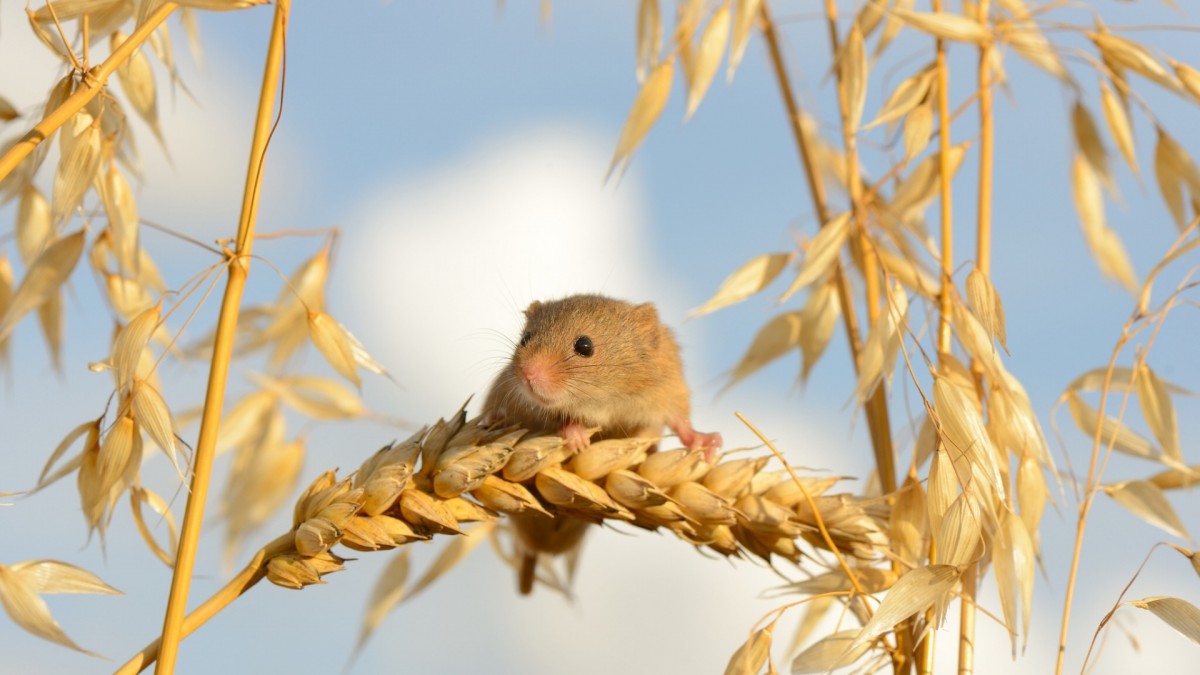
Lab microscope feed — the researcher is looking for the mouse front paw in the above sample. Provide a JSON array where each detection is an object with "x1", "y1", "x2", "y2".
[{"x1": 560, "y1": 421, "x2": 593, "y2": 451}]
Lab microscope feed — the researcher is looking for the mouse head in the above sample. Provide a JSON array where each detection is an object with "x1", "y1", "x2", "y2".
[{"x1": 509, "y1": 294, "x2": 664, "y2": 410}]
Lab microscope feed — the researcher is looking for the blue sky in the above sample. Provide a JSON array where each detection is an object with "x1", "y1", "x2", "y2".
[{"x1": 2, "y1": 1, "x2": 1199, "y2": 673}]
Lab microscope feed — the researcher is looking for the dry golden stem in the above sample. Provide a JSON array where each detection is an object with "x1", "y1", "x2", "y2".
[
  {"x1": 1080, "y1": 543, "x2": 1167, "y2": 672},
  {"x1": 859, "y1": 256, "x2": 899, "y2": 476},
  {"x1": 958, "y1": 561, "x2": 977, "y2": 674},
  {"x1": 917, "y1": 599, "x2": 936, "y2": 674},
  {"x1": 975, "y1": 5, "x2": 994, "y2": 277},
  {"x1": 858, "y1": 257, "x2": 897, "y2": 498},
  {"x1": 757, "y1": 1, "x2": 864, "y2": 363},
  {"x1": 960, "y1": 2, "x2": 993, "y2": 672},
  {"x1": 933, "y1": 3, "x2": 954, "y2": 364},
  {"x1": 919, "y1": 1, "x2": 954, "y2": 671},
  {"x1": 857, "y1": 282, "x2": 896, "y2": 488},
  {"x1": 1055, "y1": 334, "x2": 1128, "y2": 675},
  {"x1": 817, "y1": 2, "x2": 905, "y2": 668},
  {"x1": 759, "y1": 0, "x2": 900, "y2": 538},
  {"x1": 786, "y1": 1, "x2": 904, "y2": 667},
  {"x1": 863, "y1": 379, "x2": 897, "y2": 496},
  {"x1": 154, "y1": 2, "x2": 291, "y2": 672},
  {"x1": 0, "y1": 3, "x2": 177, "y2": 183},
  {"x1": 82, "y1": 14, "x2": 91, "y2": 70},
  {"x1": 115, "y1": 534, "x2": 294, "y2": 675},
  {"x1": 1053, "y1": 251, "x2": 1191, "y2": 675},
  {"x1": 819, "y1": 1, "x2": 856, "y2": 228},
  {"x1": 753, "y1": 9, "x2": 911, "y2": 515},
  {"x1": 758, "y1": 3, "x2": 831, "y2": 227},
  {"x1": 817, "y1": 1, "x2": 898, "y2": 500}
]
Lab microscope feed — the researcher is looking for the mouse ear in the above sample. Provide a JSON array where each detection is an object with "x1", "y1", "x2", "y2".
[
  {"x1": 635, "y1": 302, "x2": 660, "y2": 322},
  {"x1": 634, "y1": 302, "x2": 664, "y2": 348},
  {"x1": 523, "y1": 301, "x2": 543, "y2": 317}
]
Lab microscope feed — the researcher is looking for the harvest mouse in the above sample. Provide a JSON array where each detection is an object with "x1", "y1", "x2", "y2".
[{"x1": 483, "y1": 293, "x2": 721, "y2": 593}]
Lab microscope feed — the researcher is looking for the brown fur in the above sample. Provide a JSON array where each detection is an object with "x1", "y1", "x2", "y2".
[
  {"x1": 483, "y1": 294, "x2": 691, "y2": 440},
  {"x1": 483, "y1": 294, "x2": 720, "y2": 594}
]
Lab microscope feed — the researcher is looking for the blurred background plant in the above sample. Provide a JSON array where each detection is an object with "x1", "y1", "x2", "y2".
[{"x1": 0, "y1": 1, "x2": 1198, "y2": 673}]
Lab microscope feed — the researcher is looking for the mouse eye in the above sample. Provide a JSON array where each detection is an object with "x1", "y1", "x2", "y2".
[
  {"x1": 519, "y1": 332, "x2": 532, "y2": 347},
  {"x1": 573, "y1": 336, "x2": 594, "y2": 357}
]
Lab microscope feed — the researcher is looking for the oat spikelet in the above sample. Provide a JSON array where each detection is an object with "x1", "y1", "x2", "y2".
[{"x1": 0, "y1": 560, "x2": 120, "y2": 655}]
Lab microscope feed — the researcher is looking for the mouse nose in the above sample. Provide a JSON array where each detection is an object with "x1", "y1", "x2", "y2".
[
  {"x1": 519, "y1": 361, "x2": 554, "y2": 394},
  {"x1": 520, "y1": 363, "x2": 543, "y2": 385}
]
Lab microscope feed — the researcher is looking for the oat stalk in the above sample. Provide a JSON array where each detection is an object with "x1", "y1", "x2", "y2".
[
  {"x1": 975, "y1": 1, "x2": 995, "y2": 279},
  {"x1": 817, "y1": 1, "x2": 908, "y2": 670},
  {"x1": 933, "y1": 0, "x2": 955, "y2": 367},
  {"x1": 760, "y1": 0, "x2": 902, "y2": 503},
  {"x1": 1055, "y1": 324, "x2": 1131, "y2": 675},
  {"x1": 154, "y1": 2, "x2": 290, "y2": 672},
  {"x1": 757, "y1": 1, "x2": 864, "y2": 363},
  {"x1": 761, "y1": 0, "x2": 898, "y2": 506},
  {"x1": 959, "y1": 1, "x2": 996, "y2": 672},
  {"x1": 0, "y1": 3, "x2": 177, "y2": 183},
  {"x1": 1054, "y1": 223, "x2": 1197, "y2": 674},
  {"x1": 825, "y1": 0, "x2": 899, "y2": 501},
  {"x1": 761, "y1": 1, "x2": 906, "y2": 667},
  {"x1": 917, "y1": 1, "x2": 958, "y2": 673}
]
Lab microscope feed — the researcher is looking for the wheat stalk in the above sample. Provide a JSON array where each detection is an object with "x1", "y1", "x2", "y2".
[{"x1": 115, "y1": 406, "x2": 887, "y2": 672}]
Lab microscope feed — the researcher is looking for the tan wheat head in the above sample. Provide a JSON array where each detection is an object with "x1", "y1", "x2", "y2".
[{"x1": 267, "y1": 404, "x2": 886, "y2": 592}]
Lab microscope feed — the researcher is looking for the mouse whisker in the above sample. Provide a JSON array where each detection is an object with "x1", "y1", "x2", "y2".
[{"x1": 563, "y1": 382, "x2": 602, "y2": 404}]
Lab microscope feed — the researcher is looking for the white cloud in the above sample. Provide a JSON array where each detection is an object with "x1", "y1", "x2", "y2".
[{"x1": 340, "y1": 125, "x2": 660, "y2": 421}]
